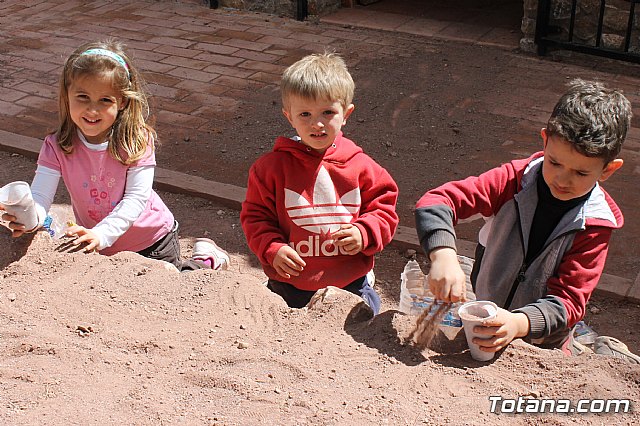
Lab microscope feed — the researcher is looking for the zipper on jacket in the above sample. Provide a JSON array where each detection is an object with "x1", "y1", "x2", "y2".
[
  {"x1": 505, "y1": 227, "x2": 578, "y2": 309},
  {"x1": 504, "y1": 263, "x2": 527, "y2": 308},
  {"x1": 504, "y1": 199, "x2": 527, "y2": 310},
  {"x1": 504, "y1": 176, "x2": 584, "y2": 310}
]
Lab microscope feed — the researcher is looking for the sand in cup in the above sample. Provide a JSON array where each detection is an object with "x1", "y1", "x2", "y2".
[
  {"x1": 0, "y1": 181, "x2": 39, "y2": 231},
  {"x1": 458, "y1": 300, "x2": 498, "y2": 361}
]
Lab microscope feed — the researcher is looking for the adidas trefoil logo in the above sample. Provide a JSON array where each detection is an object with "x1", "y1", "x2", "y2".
[{"x1": 285, "y1": 166, "x2": 360, "y2": 257}]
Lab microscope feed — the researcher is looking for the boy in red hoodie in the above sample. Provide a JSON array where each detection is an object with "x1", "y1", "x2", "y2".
[{"x1": 241, "y1": 53, "x2": 399, "y2": 314}]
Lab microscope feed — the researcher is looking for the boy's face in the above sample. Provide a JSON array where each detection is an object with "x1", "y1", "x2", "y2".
[
  {"x1": 282, "y1": 94, "x2": 354, "y2": 152},
  {"x1": 541, "y1": 128, "x2": 623, "y2": 201}
]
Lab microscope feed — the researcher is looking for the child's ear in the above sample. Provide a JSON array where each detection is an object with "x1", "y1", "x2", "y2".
[
  {"x1": 282, "y1": 108, "x2": 293, "y2": 125},
  {"x1": 119, "y1": 98, "x2": 129, "y2": 111},
  {"x1": 540, "y1": 128, "x2": 549, "y2": 149},
  {"x1": 343, "y1": 104, "x2": 355, "y2": 124},
  {"x1": 599, "y1": 159, "x2": 623, "y2": 182}
]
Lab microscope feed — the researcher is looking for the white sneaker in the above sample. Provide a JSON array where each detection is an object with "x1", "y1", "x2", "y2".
[
  {"x1": 192, "y1": 238, "x2": 230, "y2": 271},
  {"x1": 365, "y1": 269, "x2": 375, "y2": 289}
]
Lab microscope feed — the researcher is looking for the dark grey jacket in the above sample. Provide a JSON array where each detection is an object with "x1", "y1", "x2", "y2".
[{"x1": 416, "y1": 154, "x2": 623, "y2": 351}]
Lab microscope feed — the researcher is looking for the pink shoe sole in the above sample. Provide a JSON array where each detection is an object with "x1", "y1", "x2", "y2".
[{"x1": 192, "y1": 238, "x2": 230, "y2": 271}]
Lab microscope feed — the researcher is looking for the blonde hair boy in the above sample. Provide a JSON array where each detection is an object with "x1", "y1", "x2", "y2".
[{"x1": 242, "y1": 52, "x2": 398, "y2": 314}]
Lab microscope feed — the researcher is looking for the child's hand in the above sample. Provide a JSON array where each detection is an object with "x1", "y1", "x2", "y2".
[
  {"x1": 0, "y1": 209, "x2": 29, "y2": 238},
  {"x1": 272, "y1": 245, "x2": 306, "y2": 279},
  {"x1": 428, "y1": 247, "x2": 467, "y2": 302},
  {"x1": 471, "y1": 308, "x2": 530, "y2": 353},
  {"x1": 67, "y1": 224, "x2": 100, "y2": 253},
  {"x1": 331, "y1": 224, "x2": 363, "y2": 255}
]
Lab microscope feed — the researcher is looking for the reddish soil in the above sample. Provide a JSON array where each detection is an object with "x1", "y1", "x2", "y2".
[
  {"x1": 1, "y1": 144, "x2": 639, "y2": 425},
  {"x1": 1, "y1": 2, "x2": 640, "y2": 424}
]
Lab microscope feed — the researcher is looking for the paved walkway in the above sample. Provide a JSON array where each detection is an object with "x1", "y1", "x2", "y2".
[{"x1": 0, "y1": 0, "x2": 639, "y2": 299}]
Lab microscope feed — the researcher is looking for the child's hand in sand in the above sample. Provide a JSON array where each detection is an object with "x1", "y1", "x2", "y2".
[
  {"x1": 471, "y1": 307, "x2": 531, "y2": 353},
  {"x1": 331, "y1": 224, "x2": 363, "y2": 255},
  {"x1": 67, "y1": 224, "x2": 100, "y2": 253},
  {"x1": 272, "y1": 245, "x2": 306, "y2": 279}
]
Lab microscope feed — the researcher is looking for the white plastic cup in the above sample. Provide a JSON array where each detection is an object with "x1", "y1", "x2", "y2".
[
  {"x1": 0, "y1": 181, "x2": 39, "y2": 231},
  {"x1": 458, "y1": 300, "x2": 499, "y2": 361}
]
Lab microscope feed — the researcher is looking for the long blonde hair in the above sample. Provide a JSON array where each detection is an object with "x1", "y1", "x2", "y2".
[{"x1": 55, "y1": 39, "x2": 156, "y2": 164}]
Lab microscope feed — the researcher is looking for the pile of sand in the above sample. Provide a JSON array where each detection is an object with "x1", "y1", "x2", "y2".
[{"x1": 1, "y1": 230, "x2": 638, "y2": 425}]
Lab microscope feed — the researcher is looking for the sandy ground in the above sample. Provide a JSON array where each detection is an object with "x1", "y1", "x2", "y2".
[
  {"x1": 1, "y1": 150, "x2": 639, "y2": 425},
  {"x1": 1, "y1": 1, "x2": 640, "y2": 423}
]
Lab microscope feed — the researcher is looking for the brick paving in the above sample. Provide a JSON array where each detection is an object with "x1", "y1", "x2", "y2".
[
  {"x1": 0, "y1": 1, "x2": 421, "y2": 139},
  {"x1": 1, "y1": 0, "x2": 640, "y2": 298}
]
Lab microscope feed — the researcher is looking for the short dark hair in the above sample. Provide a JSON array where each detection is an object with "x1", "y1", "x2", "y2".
[{"x1": 547, "y1": 79, "x2": 632, "y2": 164}]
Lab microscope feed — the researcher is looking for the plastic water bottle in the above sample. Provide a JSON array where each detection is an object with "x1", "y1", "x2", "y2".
[
  {"x1": 399, "y1": 257, "x2": 477, "y2": 338},
  {"x1": 42, "y1": 205, "x2": 74, "y2": 239},
  {"x1": 399, "y1": 259, "x2": 428, "y2": 316},
  {"x1": 399, "y1": 259, "x2": 468, "y2": 320},
  {"x1": 43, "y1": 215, "x2": 65, "y2": 239}
]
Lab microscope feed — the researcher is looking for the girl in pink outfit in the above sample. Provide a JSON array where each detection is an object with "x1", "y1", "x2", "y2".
[{"x1": 0, "y1": 40, "x2": 228, "y2": 272}]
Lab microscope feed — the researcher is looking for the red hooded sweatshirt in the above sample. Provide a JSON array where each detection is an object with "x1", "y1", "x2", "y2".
[{"x1": 241, "y1": 133, "x2": 399, "y2": 291}]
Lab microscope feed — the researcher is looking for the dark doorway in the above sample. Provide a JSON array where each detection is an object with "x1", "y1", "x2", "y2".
[{"x1": 354, "y1": 0, "x2": 522, "y2": 31}]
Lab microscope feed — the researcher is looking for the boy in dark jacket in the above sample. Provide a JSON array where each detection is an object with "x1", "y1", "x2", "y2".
[
  {"x1": 415, "y1": 79, "x2": 632, "y2": 357},
  {"x1": 241, "y1": 53, "x2": 398, "y2": 314}
]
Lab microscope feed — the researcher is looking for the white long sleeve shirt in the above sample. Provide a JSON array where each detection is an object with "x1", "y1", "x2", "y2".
[{"x1": 31, "y1": 133, "x2": 154, "y2": 249}]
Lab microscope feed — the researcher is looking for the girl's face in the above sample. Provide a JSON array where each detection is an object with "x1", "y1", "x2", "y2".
[{"x1": 68, "y1": 73, "x2": 125, "y2": 144}]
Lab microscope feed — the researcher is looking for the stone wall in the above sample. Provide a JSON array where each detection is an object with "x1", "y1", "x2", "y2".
[
  {"x1": 217, "y1": 0, "x2": 341, "y2": 17},
  {"x1": 521, "y1": 0, "x2": 538, "y2": 52},
  {"x1": 160, "y1": 0, "x2": 638, "y2": 54},
  {"x1": 156, "y1": 0, "x2": 341, "y2": 18},
  {"x1": 521, "y1": 0, "x2": 639, "y2": 53}
]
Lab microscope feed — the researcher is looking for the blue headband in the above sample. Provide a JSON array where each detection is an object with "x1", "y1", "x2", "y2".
[{"x1": 80, "y1": 48, "x2": 130, "y2": 79}]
